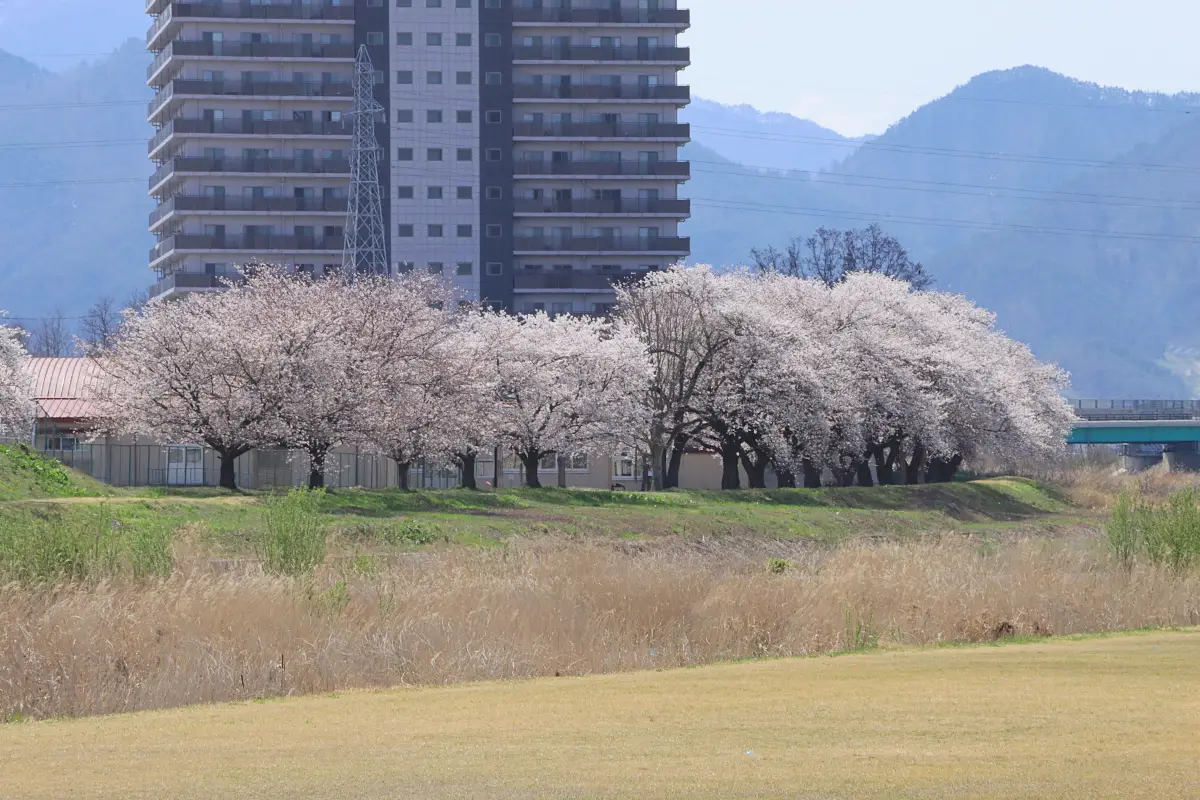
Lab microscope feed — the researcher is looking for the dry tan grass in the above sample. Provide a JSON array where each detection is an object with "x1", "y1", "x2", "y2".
[
  {"x1": 3, "y1": 533, "x2": 1200, "y2": 720},
  {"x1": 3, "y1": 632, "x2": 1199, "y2": 799}
]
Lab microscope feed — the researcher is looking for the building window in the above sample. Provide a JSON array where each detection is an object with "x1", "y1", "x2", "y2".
[
  {"x1": 396, "y1": 70, "x2": 413, "y2": 84},
  {"x1": 396, "y1": 32, "x2": 413, "y2": 46},
  {"x1": 486, "y1": 186, "x2": 502, "y2": 199},
  {"x1": 613, "y1": 453, "x2": 636, "y2": 479},
  {"x1": 427, "y1": 109, "x2": 443, "y2": 123},
  {"x1": 428, "y1": 148, "x2": 443, "y2": 161},
  {"x1": 372, "y1": 70, "x2": 385, "y2": 85},
  {"x1": 456, "y1": 261, "x2": 474, "y2": 275},
  {"x1": 427, "y1": 32, "x2": 442, "y2": 46},
  {"x1": 486, "y1": 262, "x2": 503, "y2": 275},
  {"x1": 484, "y1": 32, "x2": 502, "y2": 47},
  {"x1": 366, "y1": 32, "x2": 385, "y2": 46},
  {"x1": 398, "y1": 224, "x2": 414, "y2": 237},
  {"x1": 457, "y1": 224, "x2": 473, "y2": 237},
  {"x1": 396, "y1": 260, "x2": 415, "y2": 272},
  {"x1": 428, "y1": 224, "x2": 444, "y2": 237},
  {"x1": 427, "y1": 71, "x2": 443, "y2": 85},
  {"x1": 485, "y1": 72, "x2": 502, "y2": 85},
  {"x1": 485, "y1": 110, "x2": 502, "y2": 123},
  {"x1": 396, "y1": 0, "x2": 412, "y2": 6},
  {"x1": 397, "y1": 147, "x2": 414, "y2": 160},
  {"x1": 428, "y1": 186, "x2": 444, "y2": 199},
  {"x1": 427, "y1": 0, "x2": 442, "y2": 5},
  {"x1": 428, "y1": 262, "x2": 445, "y2": 274},
  {"x1": 457, "y1": 186, "x2": 473, "y2": 199},
  {"x1": 456, "y1": 33, "x2": 472, "y2": 46},
  {"x1": 456, "y1": 148, "x2": 473, "y2": 161},
  {"x1": 485, "y1": 0, "x2": 501, "y2": 8},
  {"x1": 456, "y1": 110, "x2": 473, "y2": 123},
  {"x1": 397, "y1": 186, "x2": 414, "y2": 199},
  {"x1": 456, "y1": 71, "x2": 473, "y2": 85},
  {"x1": 456, "y1": 0, "x2": 471, "y2": 7},
  {"x1": 486, "y1": 148, "x2": 502, "y2": 162},
  {"x1": 397, "y1": 109, "x2": 413, "y2": 123},
  {"x1": 486, "y1": 224, "x2": 502, "y2": 237}
]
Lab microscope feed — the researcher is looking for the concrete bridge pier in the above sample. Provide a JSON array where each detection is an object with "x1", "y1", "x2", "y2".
[{"x1": 1162, "y1": 442, "x2": 1200, "y2": 472}]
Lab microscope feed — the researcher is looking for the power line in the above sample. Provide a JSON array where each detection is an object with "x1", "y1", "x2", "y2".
[
  {"x1": 689, "y1": 196, "x2": 1200, "y2": 246},
  {"x1": 690, "y1": 164, "x2": 1200, "y2": 213},
  {"x1": 689, "y1": 124, "x2": 1200, "y2": 175}
]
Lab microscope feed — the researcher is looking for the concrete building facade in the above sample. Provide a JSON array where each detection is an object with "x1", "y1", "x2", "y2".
[{"x1": 146, "y1": 0, "x2": 691, "y2": 311}]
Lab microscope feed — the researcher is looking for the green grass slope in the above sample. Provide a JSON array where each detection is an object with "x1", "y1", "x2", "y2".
[{"x1": 0, "y1": 444, "x2": 111, "y2": 501}]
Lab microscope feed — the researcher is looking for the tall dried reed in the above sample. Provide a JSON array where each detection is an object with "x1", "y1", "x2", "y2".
[{"x1": 3, "y1": 533, "x2": 1198, "y2": 720}]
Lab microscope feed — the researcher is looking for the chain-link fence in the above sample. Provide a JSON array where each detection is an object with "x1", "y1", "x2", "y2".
[{"x1": 1, "y1": 438, "x2": 462, "y2": 490}]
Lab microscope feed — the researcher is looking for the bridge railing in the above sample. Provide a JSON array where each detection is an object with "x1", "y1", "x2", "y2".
[{"x1": 1072, "y1": 399, "x2": 1200, "y2": 421}]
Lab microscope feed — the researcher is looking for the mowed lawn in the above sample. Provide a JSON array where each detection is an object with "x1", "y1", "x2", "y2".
[{"x1": 3, "y1": 632, "x2": 1198, "y2": 799}]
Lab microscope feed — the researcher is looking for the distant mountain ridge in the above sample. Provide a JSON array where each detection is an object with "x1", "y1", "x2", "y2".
[
  {"x1": 682, "y1": 98, "x2": 865, "y2": 173},
  {"x1": 0, "y1": 41, "x2": 1197, "y2": 397}
]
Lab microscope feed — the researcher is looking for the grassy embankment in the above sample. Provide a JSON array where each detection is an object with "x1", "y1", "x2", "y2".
[
  {"x1": 4, "y1": 446, "x2": 1199, "y2": 722},
  {"x1": 2, "y1": 630, "x2": 1198, "y2": 799}
]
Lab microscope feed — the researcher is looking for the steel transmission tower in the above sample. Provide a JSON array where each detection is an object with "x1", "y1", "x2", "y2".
[{"x1": 342, "y1": 45, "x2": 389, "y2": 279}]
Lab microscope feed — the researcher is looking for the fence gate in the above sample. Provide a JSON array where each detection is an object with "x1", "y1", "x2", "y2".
[{"x1": 166, "y1": 445, "x2": 205, "y2": 486}]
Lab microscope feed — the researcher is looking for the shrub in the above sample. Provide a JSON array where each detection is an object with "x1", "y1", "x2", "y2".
[
  {"x1": 0, "y1": 507, "x2": 172, "y2": 583},
  {"x1": 258, "y1": 489, "x2": 328, "y2": 576},
  {"x1": 765, "y1": 557, "x2": 792, "y2": 575},
  {"x1": 1105, "y1": 488, "x2": 1200, "y2": 572},
  {"x1": 380, "y1": 519, "x2": 440, "y2": 546}
]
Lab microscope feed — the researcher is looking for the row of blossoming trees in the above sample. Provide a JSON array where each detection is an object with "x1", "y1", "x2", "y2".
[{"x1": 2, "y1": 265, "x2": 1075, "y2": 491}]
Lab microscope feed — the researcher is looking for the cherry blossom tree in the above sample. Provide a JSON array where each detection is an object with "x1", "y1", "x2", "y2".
[
  {"x1": 92, "y1": 269, "x2": 315, "y2": 490},
  {"x1": 614, "y1": 267, "x2": 742, "y2": 490},
  {"x1": 470, "y1": 311, "x2": 651, "y2": 488},
  {"x1": 356, "y1": 281, "x2": 488, "y2": 490},
  {"x1": 0, "y1": 315, "x2": 34, "y2": 439}
]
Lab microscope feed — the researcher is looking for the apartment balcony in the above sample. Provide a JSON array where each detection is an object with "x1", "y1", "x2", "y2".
[
  {"x1": 149, "y1": 117, "x2": 350, "y2": 157},
  {"x1": 512, "y1": 84, "x2": 690, "y2": 103},
  {"x1": 512, "y1": 45, "x2": 689, "y2": 64},
  {"x1": 149, "y1": 40, "x2": 355, "y2": 84},
  {"x1": 513, "y1": 160, "x2": 689, "y2": 179},
  {"x1": 512, "y1": 122, "x2": 689, "y2": 141},
  {"x1": 512, "y1": 6, "x2": 690, "y2": 28},
  {"x1": 150, "y1": 233, "x2": 346, "y2": 265},
  {"x1": 149, "y1": 78, "x2": 352, "y2": 121},
  {"x1": 150, "y1": 195, "x2": 349, "y2": 228},
  {"x1": 148, "y1": 1, "x2": 355, "y2": 51},
  {"x1": 148, "y1": 270, "x2": 243, "y2": 300},
  {"x1": 513, "y1": 236, "x2": 690, "y2": 255},
  {"x1": 513, "y1": 198, "x2": 690, "y2": 216},
  {"x1": 150, "y1": 156, "x2": 350, "y2": 193}
]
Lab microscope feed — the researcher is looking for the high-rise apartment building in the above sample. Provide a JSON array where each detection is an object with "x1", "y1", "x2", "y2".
[{"x1": 146, "y1": 0, "x2": 690, "y2": 312}]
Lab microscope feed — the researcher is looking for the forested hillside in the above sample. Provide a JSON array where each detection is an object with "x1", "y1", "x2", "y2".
[
  {"x1": 1, "y1": 43, "x2": 1198, "y2": 396},
  {"x1": 0, "y1": 40, "x2": 152, "y2": 321}
]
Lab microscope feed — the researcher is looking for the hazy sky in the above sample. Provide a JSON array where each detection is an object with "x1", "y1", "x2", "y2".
[
  {"x1": 686, "y1": 0, "x2": 1200, "y2": 136},
  {"x1": 3, "y1": 1, "x2": 1200, "y2": 138}
]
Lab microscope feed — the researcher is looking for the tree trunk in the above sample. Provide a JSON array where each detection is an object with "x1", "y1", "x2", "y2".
[
  {"x1": 664, "y1": 437, "x2": 686, "y2": 490},
  {"x1": 775, "y1": 464, "x2": 796, "y2": 489},
  {"x1": 396, "y1": 460, "x2": 412, "y2": 491},
  {"x1": 905, "y1": 443, "x2": 926, "y2": 485},
  {"x1": 218, "y1": 450, "x2": 239, "y2": 491},
  {"x1": 493, "y1": 446, "x2": 502, "y2": 490},
  {"x1": 739, "y1": 451, "x2": 769, "y2": 490},
  {"x1": 926, "y1": 454, "x2": 963, "y2": 484},
  {"x1": 649, "y1": 441, "x2": 665, "y2": 491},
  {"x1": 855, "y1": 458, "x2": 874, "y2": 487},
  {"x1": 457, "y1": 452, "x2": 478, "y2": 490},
  {"x1": 802, "y1": 458, "x2": 823, "y2": 489},
  {"x1": 873, "y1": 446, "x2": 895, "y2": 486},
  {"x1": 307, "y1": 447, "x2": 327, "y2": 490},
  {"x1": 520, "y1": 452, "x2": 542, "y2": 488},
  {"x1": 557, "y1": 454, "x2": 568, "y2": 488},
  {"x1": 720, "y1": 437, "x2": 742, "y2": 490}
]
